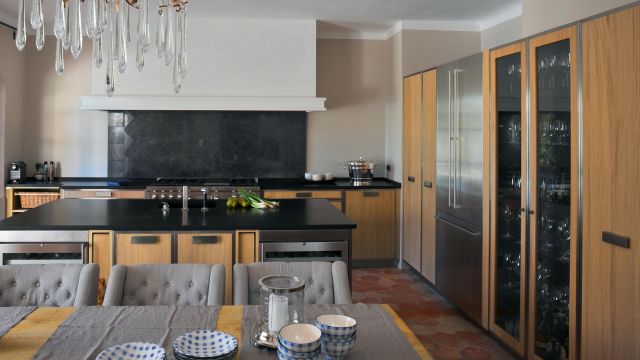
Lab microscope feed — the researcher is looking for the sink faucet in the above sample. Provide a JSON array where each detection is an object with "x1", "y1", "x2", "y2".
[
  {"x1": 182, "y1": 186, "x2": 189, "y2": 211},
  {"x1": 201, "y1": 188, "x2": 208, "y2": 212}
]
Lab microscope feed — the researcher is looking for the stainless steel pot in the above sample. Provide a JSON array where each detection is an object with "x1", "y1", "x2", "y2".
[{"x1": 345, "y1": 157, "x2": 376, "y2": 183}]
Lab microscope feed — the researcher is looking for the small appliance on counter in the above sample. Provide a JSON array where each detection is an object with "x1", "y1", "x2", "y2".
[
  {"x1": 345, "y1": 157, "x2": 376, "y2": 184},
  {"x1": 9, "y1": 161, "x2": 27, "y2": 183}
]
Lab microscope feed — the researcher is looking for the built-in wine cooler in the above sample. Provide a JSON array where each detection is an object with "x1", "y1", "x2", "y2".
[{"x1": 487, "y1": 26, "x2": 578, "y2": 360}]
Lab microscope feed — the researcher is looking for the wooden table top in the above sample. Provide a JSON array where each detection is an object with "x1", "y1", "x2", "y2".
[{"x1": 0, "y1": 304, "x2": 432, "y2": 360}]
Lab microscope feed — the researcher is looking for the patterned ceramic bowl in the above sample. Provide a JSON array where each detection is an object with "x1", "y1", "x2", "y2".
[
  {"x1": 277, "y1": 338, "x2": 321, "y2": 359},
  {"x1": 96, "y1": 342, "x2": 165, "y2": 360},
  {"x1": 321, "y1": 334, "x2": 356, "y2": 360},
  {"x1": 278, "y1": 350, "x2": 320, "y2": 360},
  {"x1": 315, "y1": 315, "x2": 357, "y2": 338},
  {"x1": 278, "y1": 323, "x2": 322, "y2": 353},
  {"x1": 172, "y1": 330, "x2": 238, "y2": 358}
]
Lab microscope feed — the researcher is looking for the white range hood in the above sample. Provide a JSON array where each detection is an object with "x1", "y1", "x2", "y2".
[
  {"x1": 80, "y1": 96, "x2": 326, "y2": 112},
  {"x1": 85, "y1": 19, "x2": 324, "y2": 112}
]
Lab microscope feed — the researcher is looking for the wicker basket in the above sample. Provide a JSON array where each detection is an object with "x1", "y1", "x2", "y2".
[{"x1": 16, "y1": 192, "x2": 60, "y2": 209}]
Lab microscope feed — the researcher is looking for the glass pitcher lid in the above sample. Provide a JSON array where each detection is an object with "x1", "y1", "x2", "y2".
[{"x1": 258, "y1": 275, "x2": 305, "y2": 293}]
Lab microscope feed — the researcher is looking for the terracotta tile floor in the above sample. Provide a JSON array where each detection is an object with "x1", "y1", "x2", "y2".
[{"x1": 352, "y1": 268, "x2": 516, "y2": 360}]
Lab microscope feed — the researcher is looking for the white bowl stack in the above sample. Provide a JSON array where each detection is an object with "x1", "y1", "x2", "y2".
[
  {"x1": 277, "y1": 323, "x2": 322, "y2": 360},
  {"x1": 315, "y1": 315, "x2": 358, "y2": 360}
]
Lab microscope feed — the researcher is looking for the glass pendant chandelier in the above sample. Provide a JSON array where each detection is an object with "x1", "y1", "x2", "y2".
[{"x1": 15, "y1": 0, "x2": 189, "y2": 96}]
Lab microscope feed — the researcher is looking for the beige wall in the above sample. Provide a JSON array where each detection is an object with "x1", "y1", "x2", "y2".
[
  {"x1": 24, "y1": 37, "x2": 107, "y2": 177},
  {"x1": 481, "y1": 16, "x2": 522, "y2": 50},
  {"x1": 308, "y1": 39, "x2": 392, "y2": 177},
  {"x1": 386, "y1": 32, "x2": 404, "y2": 183},
  {"x1": 522, "y1": 0, "x2": 637, "y2": 37},
  {"x1": 401, "y1": 30, "x2": 481, "y2": 76}
]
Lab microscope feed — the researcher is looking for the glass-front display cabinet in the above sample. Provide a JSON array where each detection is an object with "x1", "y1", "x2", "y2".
[
  {"x1": 529, "y1": 27, "x2": 578, "y2": 360},
  {"x1": 489, "y1": 42, "x2": 527, "y2": 356}
]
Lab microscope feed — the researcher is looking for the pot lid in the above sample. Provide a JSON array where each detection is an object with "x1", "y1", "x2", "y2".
[{"x1": 346, "y1": 156, "x2": 375, "y2": 166}]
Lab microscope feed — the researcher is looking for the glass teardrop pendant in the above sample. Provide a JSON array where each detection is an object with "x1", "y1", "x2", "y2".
[
  {"x1": 117, "y1": 0, "x2": 128, "y2": 73},
  {"x1": 15, "y1": 0, "x2": 26, "y2": 51},
  {"x1": 63, "y1": 5, "x2": 71, "y2": 50},
  {"x1": 172, "y1": 13, "x2": 181, "y2": 94},
  {"x1": 179, "y1": 9, "x2": 188, "y2": 79},
  {"x1": 136, "y1": 43, "x2": 144, "y2": 71},
  {"x1": 137, "y1": 0, "x2": 150, "y2": 52},
  {"x1": 106, "y1": 0, "x2": 116, "y2": 96},
  {"x1": 86, "y1": 0, "x2": 99, "y2": 38},
  {"x1": 106, "y1": 49, "x2": 115, "y2": 96},
  {"x1": 54, "y1": 0, "x2": 65, "y2": 40},
  {"x1": 94, "y1": 35, "x2": 103, "y2": 68},
  {"x1": 70, "y1": 0, "x2": 83, "y2": 58},
  {"x1": 123, "y1": 2, "x2": 130, "y2": 44},
  {"x1": 35, "y1": 24, "x2": 45, "y2": 51},
  {"x1": 156, "y1": 2, "x2": 166, "y2": 59},
  {"x1": 98, "y1": 0, "x2": 108, "y2": 34},
  {"x1": 30, "y1": 0, "x2": 43, "y2": 30},
  {"x1": 55, "y1": 38, "x2": 64, "y2": 75},
  {"x1": 163, "y1": 7, "x2": 174, "y2": 66}
]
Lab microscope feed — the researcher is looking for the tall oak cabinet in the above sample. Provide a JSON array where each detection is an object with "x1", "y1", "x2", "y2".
[{"x1": 403, "y1": 69, "x2": 437, "y2": 284}]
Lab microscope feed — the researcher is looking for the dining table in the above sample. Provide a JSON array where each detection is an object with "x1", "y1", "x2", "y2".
[{"x1": 0, "y1": 304, "x2": 433, "y2": 360}]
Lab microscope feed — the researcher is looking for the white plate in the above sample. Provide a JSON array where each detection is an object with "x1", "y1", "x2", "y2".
[
  {"x1": 173, "y1": 330, "x2": 238, "y2": 358},
  {"x1": 96, "y1": 342, "x2": 165, "y2": 360}
]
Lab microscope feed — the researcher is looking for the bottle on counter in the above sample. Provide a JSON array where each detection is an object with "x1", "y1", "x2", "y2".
[
  {"x1": 42, "y1": 162, "x2": 48, "y2": 181},
  {"x1": 49, "y1": 161, "x2": 55, "y2": 181}
]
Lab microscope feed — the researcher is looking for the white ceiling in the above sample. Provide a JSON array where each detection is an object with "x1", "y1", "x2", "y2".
[{"x1": 0, "y1": 0, "x2": 522, "y2": 39}]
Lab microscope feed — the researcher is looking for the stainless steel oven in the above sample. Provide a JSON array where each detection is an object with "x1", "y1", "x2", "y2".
[
  {"x1": 259, "y1": 230, "x2": 350, "y2": 265},
  {"x1": 0, "y1": 243, "x2": 87, "y2": 265}
]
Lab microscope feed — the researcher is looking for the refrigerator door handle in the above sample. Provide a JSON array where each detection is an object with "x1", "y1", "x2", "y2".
[
  {"x1": 435, "y1": 216, "x2": 481, "y2": 236},
  {"x1": 448, "y1": 69, "x2": 453, "y2": 207},
  {"x1": 453, "y1": 68, "x2": 460, "y2": 208}
]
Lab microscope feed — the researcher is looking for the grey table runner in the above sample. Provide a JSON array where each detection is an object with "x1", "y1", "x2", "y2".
[
  {"x1": 33, "y1": 306, "x2": 220, "y2": 360},
  {"x1": 241, "y1": 304, "x2": 423, "y2": 360},
  {"x1": 0, "y1": 306, "x2": 36, "y2": 338}
]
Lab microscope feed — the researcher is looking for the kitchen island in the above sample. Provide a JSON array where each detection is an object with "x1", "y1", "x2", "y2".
[{"x1": 0, "y1": 198, "x2": 356, "y2": 304}]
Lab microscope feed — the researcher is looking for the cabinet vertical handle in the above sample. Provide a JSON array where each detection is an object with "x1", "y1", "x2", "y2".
[
  {"x1": 192, "y1": 235, "x2": 219, "y2": 244},
  {"x1": 131, "y1": 236, "x2": 159, "y2": 244},
  {"x1": 407, "y1": 176, "x2": 415, "y2": 183},
  {"x1": 296, "y1": 192, "x2": 312, "y2": 198},
  {"x1": 423, "y1": 180, "x2": 433, "y2": 188},
  {"x1": 363, "y1": 191, "x2": 379, "y2": 197}
]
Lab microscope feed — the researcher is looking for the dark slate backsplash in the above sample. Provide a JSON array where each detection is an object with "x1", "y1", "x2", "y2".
[{"x1": 108, "y1": 111, "x2": 307, "y2": 178}]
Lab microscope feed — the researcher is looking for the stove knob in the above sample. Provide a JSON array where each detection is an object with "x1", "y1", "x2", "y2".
[
  {"x1": 169, "y1": 194, "x2": 174, "y2": 199},
  {"x1": 151, "y1": 194, "x2": 157, "y2": 199},
  {"x1": 177, "y1": 194, "x2": 182, "y2": 199},
  {"x1": 160, "y1": 193, "x2": 166, "y2": 199}
]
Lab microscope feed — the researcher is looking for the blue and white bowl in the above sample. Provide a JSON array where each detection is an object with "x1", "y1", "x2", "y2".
[
  {"x1": 277, "y1": 350, "x2": 320, "y2": 360},
  {"x1": 172, "y1": 330, "x2": 238, "y2": 359},
  {"x1": 321, "y1": 334, "x2": 356, "y2": 360},
  {"x1": 278, "y1": 323, "x2": 322, "y2": 353},
  {"x1": 315, "y1": 315, "x2": 357, "y2": 338},
  {"x1": 277, "y1": 338, "x2": 320, "y2": 359},
  {"x1": 96, "y1": 342, "x2": 165, "y2": 360}
]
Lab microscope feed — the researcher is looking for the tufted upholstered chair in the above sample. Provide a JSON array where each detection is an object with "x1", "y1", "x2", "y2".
[
  {"x1": 233, "y1": 261, "x2": 351, "y2": 305},
  {"x1": 103, "y1": 264, "x2": 225, "y2": 306},
  {"x1": 0, "y1": 264, "x2": 99, "y2": 307}
]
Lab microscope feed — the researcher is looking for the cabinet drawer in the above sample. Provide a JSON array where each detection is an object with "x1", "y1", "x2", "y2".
[
  {"x1": 115, "y1": 233, "x2": 172, "y2": 265},
  {"x1": 263, "y1": 190, "x2": 342, "y2": 200},
  {"x1": 345, "y1": 190, "x2": 397, "y2": 261},
  {"x1": 176, "y1": 232, "x2": 233, "y2": 304},
  {"x1": 62, "y1": 189, "x2": 145, "y2": 199}
]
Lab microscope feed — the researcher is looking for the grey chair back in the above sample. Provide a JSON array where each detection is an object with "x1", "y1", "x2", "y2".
[
  {"x1": 103, "y1": 264, "x2": 225, "y2": 306},
  {"x1": 233, "y1": 261, "x2": 351, "y2": 305},
  {"x1": 0, "y1": 264, "x2": 99, "y2": 307}
]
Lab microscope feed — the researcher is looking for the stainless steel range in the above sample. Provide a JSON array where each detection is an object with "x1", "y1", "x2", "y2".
[{"x1": 144, "y1": 178, "x2": 260, "y2": 200}]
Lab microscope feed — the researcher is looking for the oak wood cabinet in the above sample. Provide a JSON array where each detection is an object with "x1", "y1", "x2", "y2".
[
  {"x1": 262, "y1": 190, "x2": 343, "y2": 211},
  {"x1": 176, "y1": 232, "x2": 234, "y2": 305},
  {"x1": 115, "y1": 232, "x2": 172, "y2": 265},
  {"x1": 345, "y1": 190, "x2": 397, "y2": 262},
  {"x1": 88, "y1": 231, "x2": 113, "y2": 304},
  {"x1": 402, "y1": 70, "x2": 437, "y2": 283},
  {"x1": 581, "y1": 6, "x2": 640, "y2": 360},
  {"x1": 235, "y1": 231, "x2": 260, "y2": 264},
  {"x1": 61, "y1": 189, "x2": 145, "y2": 199}
]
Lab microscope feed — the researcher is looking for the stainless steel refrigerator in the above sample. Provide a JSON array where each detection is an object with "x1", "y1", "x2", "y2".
[{"x1": 435, "y1": 53, "x2": 484, "y2": 324}]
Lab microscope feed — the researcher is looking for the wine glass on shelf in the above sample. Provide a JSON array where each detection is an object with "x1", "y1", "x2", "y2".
[{"x1": 502, "y1": 204, "x2": 515, "y2": 240}]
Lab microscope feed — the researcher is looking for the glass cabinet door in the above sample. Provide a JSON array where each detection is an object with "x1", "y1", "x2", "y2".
[
  {"x1": 529, "y1": 27, "x2": 578, "y2": 360},
  {"x1": 489, "y1": 43, "x2": 527, "y2": 356}
]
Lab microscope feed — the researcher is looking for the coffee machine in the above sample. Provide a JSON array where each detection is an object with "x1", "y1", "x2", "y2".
[{"x1": 9, "y1": 162, "x2": 27, "y2": 183}]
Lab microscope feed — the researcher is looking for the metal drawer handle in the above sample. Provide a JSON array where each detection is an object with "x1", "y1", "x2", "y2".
[
  {"x1": 95, "y1": 191, "x2": 112, "y2": 198},
  {"x1": 435, "y1": 216, "x2": 481, "y2": 236},
  {"x1": 602, "y1": 231, "x2": 630, "y2": 249},
  {"x1": 192, "y1": 235, "x2": 219, "y2": 244},
  {"x1": 407, "y1": 176, "x2": 415, "y2": 183},
  {"x1": 363, "y1": 191, "x2": 379, "y2": 197},
  {"x1": 131, "y1": 236, "x2": 159, "y2": 244},
  {"x1": 423, "y1": 180, "x2": 433, "y2": 188},
  {"x1": 296, "y1": 192, "x2": 312, "y2": 198}
]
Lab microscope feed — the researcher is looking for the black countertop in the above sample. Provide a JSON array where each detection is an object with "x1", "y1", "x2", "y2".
[
  {"x1": 0, "y1": 199, "x2": 356, "y2": 231},
  {"x1": 7, "y1": 177, "x2": 400, "y2": 190}
]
